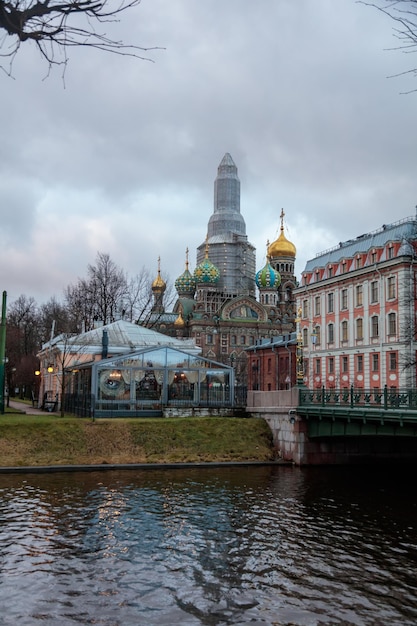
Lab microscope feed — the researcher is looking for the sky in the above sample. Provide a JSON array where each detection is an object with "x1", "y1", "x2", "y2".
[{"x1": 1, "y1": 0, "x2": 416, "y2": 308}]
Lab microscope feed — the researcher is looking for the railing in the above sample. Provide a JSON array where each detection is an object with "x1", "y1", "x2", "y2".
[{"x1": 299, "y1": 386, "x2": 417, "y2": 412}]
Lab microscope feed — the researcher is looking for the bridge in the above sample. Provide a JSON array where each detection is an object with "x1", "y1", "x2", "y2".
[
  {"x1": 246, "y1": 386, "x2": 417, "y2": 464},
  {"x1": 297, "y1": 385, "x2": 417, "y2": 438}
]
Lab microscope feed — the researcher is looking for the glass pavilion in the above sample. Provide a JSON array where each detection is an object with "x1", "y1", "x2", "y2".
[{"x1": 66, "y1": 346, "x2": 234, "y2": 417}]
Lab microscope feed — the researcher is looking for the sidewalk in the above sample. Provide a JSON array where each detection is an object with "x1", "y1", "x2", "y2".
[{"x1": 6, "y1": 399, "x2": 58, "y2": 415}]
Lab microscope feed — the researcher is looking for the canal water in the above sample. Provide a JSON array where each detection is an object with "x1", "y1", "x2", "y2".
[{"x1": 0, "y1": 465, "x2": 415, "y2": 625}]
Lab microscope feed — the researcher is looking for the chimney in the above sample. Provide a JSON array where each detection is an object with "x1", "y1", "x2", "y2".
[{"x1": 102, "y1": 330, "x2": 108, "y2": 359}]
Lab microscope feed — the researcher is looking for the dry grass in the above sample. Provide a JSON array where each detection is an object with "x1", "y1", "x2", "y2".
[{"x1": 0, "y1": 414, "x2": 275, "y2": 467}]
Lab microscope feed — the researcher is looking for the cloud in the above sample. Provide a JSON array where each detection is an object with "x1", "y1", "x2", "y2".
[{"x1": 0, "y1": 0, "x2": 416, "y2": 307}]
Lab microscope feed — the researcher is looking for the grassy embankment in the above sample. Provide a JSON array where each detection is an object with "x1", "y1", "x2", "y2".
[{"x1": 0, "y1": 409, "x2": 275, "y2": 467}]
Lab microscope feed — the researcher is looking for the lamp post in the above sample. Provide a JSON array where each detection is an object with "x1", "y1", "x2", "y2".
[
  {"x1": 295, "y1": 307, "x2": 304, "y2": 386},
  {"x1": 0, "y1": 291, "x2": 7, "y2": 415},
  {"x1": 309, "y1": 328, "x2": 317, "y2": 389}
]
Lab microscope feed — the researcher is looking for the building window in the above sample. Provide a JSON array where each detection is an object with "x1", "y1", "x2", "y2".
[
  {"x1": 342, "y1": 261, "x2": 347, "y2": 274},
  {"x1": 303, "y1": 328, "x2": 308, "y2": 346},
  {"x1": 370, "y1": 281, "x2": 379, "y2": 303},
  {"x1": 341, "y1": 289, "x2": 348, "y2": 310},
  {"x1": 371, "y1": 315, "x2": 379, "y2": 338},
  {"x1": 328, "y1": 357, "x2": 334, "y2": 374},
  {"x1": 356, "y1": 318, "x2": 363, "y2": 341},
  {"x1": 355, "y1": 284, "x2": 363, "y2": 307},
  {"x1": 355, "y1": 256, "x2": 362, "y2": 269},
  {"x1": 315, "y1": 325, "x2": 321, "y2": 346},
  {"x1": 303, "y1": 299, "x2": 308, "y2": 318},
  {"x1": 388, "y1": 312, "x2": 396, "y2": 336},
  {"x1": 328, "y1": 266, "x2": 333, "y2": 278},
  {"x1": 327, "y1": 292, "x2": 334, "y2": 313},
  {"x1": 342, "y1": 355, "x2": 348, "y2": 373},
  {"x1": 357, "y1": 355, "x2": 363, "y2": 372},
  {"x1": 249, "y1": 336, "x2": 255, "y2": 345},
  {"x1": 341, "y1": 320, "x2": 348, "y2": 342},
  {"x1": 231, "y1": 335, "x2": 237, "y2": 345},
  {"x1": 267, "y1": 358, "x2": 272, "y2": 373},
  {"x1": 240, "y1": 335, "x2": 246, "y2": 345},
  {"x1": 314, "y1": 296, "x2": 321, "y2": 316},
  {"x1": 388, "y1": 246, "x2": 394, "y2": 259},
  {"x1": 328, "y1": 323, "x2": 334, "y2": 344},
  {"x1": 206, "y1": 333, "x2": 213, "y2": 344},
  {"x1": 387, "y1": 276, "x2": 396, "y2": 300},
  {"x1": 315, "y1": 358, "x2": 321, "y2": 375},
  {"x1": 389, "y1": 352, "x2": 397, "y2": 371},
  {"x1": 372, "y1": 353, "x2": 379, "y2": 372},
  {"x1": 371, "y1": 250, "x2": 378, "y2": 264}
]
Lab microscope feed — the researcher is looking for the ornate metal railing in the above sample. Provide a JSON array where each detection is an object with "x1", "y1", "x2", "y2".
[{"x1": 298, "y1": 386, "x2": 417, "y2": 412}]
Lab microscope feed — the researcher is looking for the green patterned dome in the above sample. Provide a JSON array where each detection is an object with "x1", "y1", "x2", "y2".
[
  {"x1": 194, "y1": 241, "x2": 220, "y2": 285},
  {"x1": 256, "y1": 260, "x2": 281, "y2": 289},
  {"x1": 194, "y1": 258, "x2": 220, "y2": 284},
  {"x1": 175, "y1": 249, "x2": 196, "y2": 296}
]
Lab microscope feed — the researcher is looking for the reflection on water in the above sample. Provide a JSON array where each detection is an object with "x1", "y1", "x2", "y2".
[{"x1": 0, "y1": 465, "x2": 415, "y2": 625}]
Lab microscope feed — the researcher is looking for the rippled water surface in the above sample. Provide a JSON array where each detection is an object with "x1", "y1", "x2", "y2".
[{"x1": 0, "y1": 465, "x2": 416, "y2": 625}]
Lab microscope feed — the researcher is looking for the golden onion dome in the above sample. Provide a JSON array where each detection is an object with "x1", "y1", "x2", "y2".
[
  {"x1": 267, "y1": 209, "x2": 296, "y2": 259},
  {"x1": 152, "y1": 257, "x2": 166, "y2": 292},
  {"x1": 174, "y1": 311, "x2": 185, "y2": 328}
]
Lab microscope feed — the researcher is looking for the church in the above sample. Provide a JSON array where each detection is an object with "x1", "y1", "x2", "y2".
[{"x1": 148, "y1": 153, "x2": 298, "y2": 386}]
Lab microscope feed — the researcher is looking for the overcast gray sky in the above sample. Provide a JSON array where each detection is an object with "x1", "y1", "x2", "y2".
[{"x1": 1, "y1": 0, "x2": 416, "y2": 306}]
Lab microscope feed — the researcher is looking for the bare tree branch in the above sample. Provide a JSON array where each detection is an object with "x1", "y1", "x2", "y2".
[
  {"x1": 358, "y1": 0, "x2": 417, "y2": 92},
  {"x1": 0, "y1": 0, "x2": 162, "y2": 75}
]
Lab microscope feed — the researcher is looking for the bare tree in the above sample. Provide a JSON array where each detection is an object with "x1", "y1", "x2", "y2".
[
  {"x1": 359, "y1": 1, "x2": 417, "y2": 90},
  {"x1": 65, "y1": 251, "x2": 128, "y2": 330},
  {"x1": 6, "y1": 294, "x2": 41, "y2": 399},
  {"x1": 0, "y1": 0, "x2": 161, "y2": 75}
]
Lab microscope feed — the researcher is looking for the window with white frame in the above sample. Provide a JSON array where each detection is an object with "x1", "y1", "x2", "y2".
[
  {"x1": 389, "y1": 352, "x2": 397, "y2": 370},
  {"x1": 355, "y1": 284, "x2": 363, "y2": 307},
  {"x1": 327, "y1": 292, "x2": 334, "y2": 313},
  {"x1": 341, "y1": 288, "x2": 348, "y2": 310},
  {"x1": 328, "y1": 323, "x2": 334, "y2": 344},
  {"x1": 370, "y1": 281, "x2": 379, "y2": 303},
  {"x1": 371, "y1": 315, "x2": 379, "y2": 338},
  {"x1": 388, "y1": 312, "x2": 396, "y2": 336},
  {"x1": 387, "y1": 276, "x2": 396, "y2": 300},
  {"x1": 356, "y1": 318, "x2": 363, "y2": 341}
]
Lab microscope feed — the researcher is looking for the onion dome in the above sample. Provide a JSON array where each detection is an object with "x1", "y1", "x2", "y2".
[
  {"x1": 268, "y1": 209, "x2": 296, "y2": 259},
  {"x1": 193, "y1": 237, "x2": 220, "y2": 285},
  {"x1": 256, "y1": 255, "x2": 281, "y2": 289},
  {"x1": 152, "y1": 257, "x2": 166, "y2": 293},
  {"x1": 175, "y1": 248, "x2": 196, "y2": 296},
  {"x1": 174, "y1": 311, "x2": 186, "y2": 328}
]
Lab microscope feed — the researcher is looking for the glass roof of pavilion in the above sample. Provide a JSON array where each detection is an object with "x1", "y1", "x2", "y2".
[{"x1": 92, "y1": 346, "x2": 232, "y2": 371}]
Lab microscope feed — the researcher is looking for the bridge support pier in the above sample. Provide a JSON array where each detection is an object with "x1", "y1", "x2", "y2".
[{"x1": 247, "y1": 389, "x2": 417, "y2": 465}]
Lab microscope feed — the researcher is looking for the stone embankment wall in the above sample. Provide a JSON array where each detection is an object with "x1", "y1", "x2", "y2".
[{"x1": 247, "y1": 388, "x2": 308, "y2": 464}]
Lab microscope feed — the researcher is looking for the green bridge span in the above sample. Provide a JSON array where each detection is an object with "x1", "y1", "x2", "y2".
[{"x1": 297, "y1": 386, "x2": 417, "y2": 438}]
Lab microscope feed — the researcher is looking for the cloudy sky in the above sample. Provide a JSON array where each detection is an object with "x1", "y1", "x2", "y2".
[{"x1": 1, "y1": 0, "x2": 416, "y2": 307}]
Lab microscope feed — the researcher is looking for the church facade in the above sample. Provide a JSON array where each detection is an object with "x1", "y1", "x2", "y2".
[{"x1": 148, "y1": 153, "x2": 298, "y2": 386}]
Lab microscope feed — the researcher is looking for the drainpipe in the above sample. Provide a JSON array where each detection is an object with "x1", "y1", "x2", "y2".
[
  {"x1": 284, "y1": 336, "x2": 292, "y2": 389},
  {"x1": 375, "y1": 265, "x2": 385, "y2": 389}
]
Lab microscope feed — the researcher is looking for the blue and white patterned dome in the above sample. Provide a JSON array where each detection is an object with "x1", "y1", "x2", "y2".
[{"x1": 255, "y1": 260, "x2": 281, "y2": 289}]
